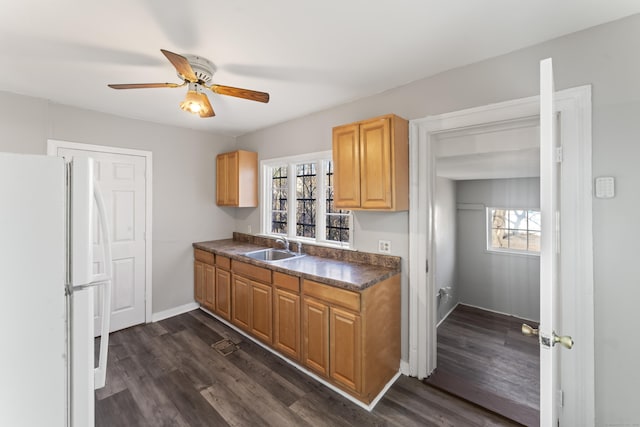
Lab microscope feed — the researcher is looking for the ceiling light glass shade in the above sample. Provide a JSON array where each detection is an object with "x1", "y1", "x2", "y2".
[{"x1": 180, "y1": 90, "x2": 213, "y2": 117}]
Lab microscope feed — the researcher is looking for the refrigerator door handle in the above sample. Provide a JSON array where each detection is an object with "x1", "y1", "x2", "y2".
[{"x1": 93, "y1": 181, "x2": 112, "y2": 389}]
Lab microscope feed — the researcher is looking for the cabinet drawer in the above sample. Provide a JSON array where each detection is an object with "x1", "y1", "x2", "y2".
[
  {"x1": 232, "y1": 261, "x2": 271, "y2": 283},
  {"x1": 216, "y1": 255, "x2": 231, "y2": 270},
  {"x1": 194, "y1": 249, "x2": 214, "y2": 265},
  {"x1": 303, "y1": 280, "x2": 360, "y2": 312},
  {"x1": 273, "y1": 271, "x2": 300, "y2": 293}
]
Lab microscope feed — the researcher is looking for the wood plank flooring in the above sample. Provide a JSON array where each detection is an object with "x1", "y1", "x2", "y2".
[
  {"x1": 425, "y1": 304, "x2": 540, "y2": 426},
  {"x1": 96, "y1": 309, "x2": 519, "y2": 426}
]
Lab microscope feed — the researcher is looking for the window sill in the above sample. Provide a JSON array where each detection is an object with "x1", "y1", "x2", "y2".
[{"x1": 485, "y1": 249, "x2": 540, "y2": 258}]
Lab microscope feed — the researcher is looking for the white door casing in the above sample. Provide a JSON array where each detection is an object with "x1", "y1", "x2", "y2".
[
  {"x1": 48, "y1": 140, "x2": 153, "y2": 333},
  {"x1": 407, "y1": 85, "x2": 594, "y2": 425}
]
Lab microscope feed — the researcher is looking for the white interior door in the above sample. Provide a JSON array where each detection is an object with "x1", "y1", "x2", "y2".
[
  {"x1": 57, "y1": 146, "x2": 147, "y2": 334},
  {"x1": 539, "y1": 57, "x2": 574, "y2": 426}
]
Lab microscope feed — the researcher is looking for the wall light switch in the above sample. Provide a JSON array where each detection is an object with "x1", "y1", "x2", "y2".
[
  {"x1": 378, "y1": 240, "x2": 391, "y2": 253},
  {"x1": 595, "y1": 176, "x2": 615, "y2": 199}
]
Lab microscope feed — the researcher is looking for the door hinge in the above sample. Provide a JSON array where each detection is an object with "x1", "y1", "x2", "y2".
[
  {"x1": 556, "y1": 147, "x2": 563, "y2": 163},
  {"x1": 426, "y1": 259, "x2": 429, "y2": 273}
]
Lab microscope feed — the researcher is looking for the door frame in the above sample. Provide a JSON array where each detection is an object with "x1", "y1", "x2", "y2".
[
  {"x1": 47, "y1": 139, "x2": 153, "y2": 324},
  {"x1": 407, "y1": 86, "x2": 594, "y2": 424}
]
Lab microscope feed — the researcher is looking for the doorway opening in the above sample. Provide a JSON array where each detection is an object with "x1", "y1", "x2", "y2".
[
  {"x1": 48, "y1": 140, "x2": 153, "y2": 333},
  {"x1": 407, "y1": 86, "x2": 594, "y2": 425},
  {"x1": 423, "y1": 118, "x2": 542, "y2": 425}
]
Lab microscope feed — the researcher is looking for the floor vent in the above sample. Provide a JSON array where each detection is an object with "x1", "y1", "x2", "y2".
[{"x1": 212, "y1": 338, "x2": 239, "y2": 356}]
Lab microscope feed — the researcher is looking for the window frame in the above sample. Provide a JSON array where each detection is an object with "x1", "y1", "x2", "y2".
[
  {"x1": 486, "y1": 206, "x2": 541, "y2": 257},
  {"x1": 260, "y1": 151, "x2": 353, "y2": 249}
]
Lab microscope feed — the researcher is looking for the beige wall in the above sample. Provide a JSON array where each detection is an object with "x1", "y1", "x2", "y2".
[
  {"x1": 236, "y1": 14, "x2": 640, "y2": 424},
  {"x1": 0, "y1": 91, "x2": 237, "y2": 313}
]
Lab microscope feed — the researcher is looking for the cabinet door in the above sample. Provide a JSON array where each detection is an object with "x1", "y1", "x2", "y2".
[
  {"x1": 215, "y1": 268, "x2": 231, "y2": 321},
  {"x1": 274, "y1": 288, "x2": 301, "y2": 361},
  {"x1": 330, "y1": 307, "x2": 362, "y2": 393},
  {"x1": 194, "y1": 261, "x2": 204, "y2": 304},
  {"x1": 225, "y1": 151, "x2": 239, "y2": 206},
  {"x1": 302, "y1": 297, "x2": 329, "y2": 377},
  {"x1": 359, "y1": 118, "x2": 392, "y2": 209},
  {"x1": 231, "y1": 275, "x2": 251, "y2": 331},
  {"x1": 251, "y1": 280, "x2": 273, "y2": 344},
  {"x1": 332, "y1": 124, "x2": 361, "y2": 208},
  {"x1": 216, "y1": 154, "x2": 228, "y2": 205},
  {"x1": 203, "y1": 263, "x2": 215, "y2": 310}
]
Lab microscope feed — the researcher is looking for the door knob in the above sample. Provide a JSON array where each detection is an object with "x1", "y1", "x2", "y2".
[
  {"x1": 553, "y1": 332, "x2": 574, "y2": 350},
  {"x1": 521, "y1": 323, "x2": 538, "y2": 337}
]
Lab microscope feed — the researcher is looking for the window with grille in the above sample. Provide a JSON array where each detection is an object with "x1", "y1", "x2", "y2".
[
  {"x1": 262, "y1": 152, "x2": 352, "y2": 247},
  {"x1": 487, "y1": 207, "x2": 541, "y2": 255}
]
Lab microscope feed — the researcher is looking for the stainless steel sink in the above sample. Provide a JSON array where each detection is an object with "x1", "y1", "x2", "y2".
[{"x1": 243, "y1": 248, "x2": 305, "y2": 262}]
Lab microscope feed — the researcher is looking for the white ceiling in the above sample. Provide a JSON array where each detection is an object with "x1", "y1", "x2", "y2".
[{"x1": 1, "y1": 1, "x2": 639, "y2": 137}]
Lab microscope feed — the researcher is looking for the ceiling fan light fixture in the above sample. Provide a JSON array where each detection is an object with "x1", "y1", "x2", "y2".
[{"x1": 179, "y1": 83, "x2": 213, "y2": 117}]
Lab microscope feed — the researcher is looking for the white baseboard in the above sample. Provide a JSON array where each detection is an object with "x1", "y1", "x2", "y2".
[
  {"x1": 436, "y1": 302, "x2": 460, "y2": 328},
  {"x1": 458, "y1": 302, "x2": 539, "y2": 324},
  {"x1": 198, "y1": 307, "x2": 399, "y2": 411},
  {"x1": 151, "y1": 302, "x2": 200, "y2": 322},
  {"x1": 399, "y1": 359, "x2": 411, "y2": 376}
]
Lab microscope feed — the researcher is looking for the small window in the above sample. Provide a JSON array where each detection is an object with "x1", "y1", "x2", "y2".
[
  {"x1": 487, "y1": 208, "x2": 540, "y2": 255},
  {"x1": 262, "y1": 152, "x2": 352, "y2": 248}
]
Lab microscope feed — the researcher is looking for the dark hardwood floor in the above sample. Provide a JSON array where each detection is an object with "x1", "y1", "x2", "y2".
[
  {"x1": 425, "y1": 304, "x2": 540, "y2": 427},
  {"x1": 96, "y1": 309, "x2": 519, "y2": 426}
]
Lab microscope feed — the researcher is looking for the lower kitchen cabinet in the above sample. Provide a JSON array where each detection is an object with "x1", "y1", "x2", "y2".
[
  {"x1": 214, "y1": 268, "x2": 231, "y2": 320},
  {"x1": 203, "y1": 264, "x2": 215, "y2": 310},
  {"x1": 274, "y1": 288, "x2": 301, "y2": 361},
  {"x1": 231, "y1": 262, "x2": 274, "y2": 345},
  {"x1": 330, "y1": 307, "x2": 362, "y2": 393},
  {"x1": 194, "y1": 260, "x2": 205, "y2": 304},
  {"x1": 302, "y1": 276, "x2": 400, "y2": 404},
  {"x1": 250, "y1": 281, "x2": 273, "y2": 343},
  {"x1": 231, "y1": 275, "x2": 251, "y2": 331},
  {"x1": 302, "y1": 297, "x2": 329, "y2": 377},
  {"x1": 193, "y1": 247, "x2": 399, "y2": 405}
]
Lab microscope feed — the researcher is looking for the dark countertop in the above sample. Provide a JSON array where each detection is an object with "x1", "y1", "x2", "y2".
[{"x1": 193, "y1": 239, "x2": 400, "y2": 291}]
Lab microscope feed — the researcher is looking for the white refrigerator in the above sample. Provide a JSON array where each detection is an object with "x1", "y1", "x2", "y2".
[{"x1": 0, "y1": 152, "x2": 113, "y2": 427}]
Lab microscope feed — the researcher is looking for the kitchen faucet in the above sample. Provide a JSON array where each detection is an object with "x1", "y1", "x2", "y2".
[{"x1": 275, "y1": 237, "x2": 290, "y2": 251}]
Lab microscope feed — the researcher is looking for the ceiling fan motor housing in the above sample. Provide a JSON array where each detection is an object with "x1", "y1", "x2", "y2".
[{"x1": 182, "y1": 54, "x2": 216, "y2": 84}]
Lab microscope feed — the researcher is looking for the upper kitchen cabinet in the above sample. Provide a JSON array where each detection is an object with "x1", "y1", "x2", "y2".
[
  {"x1": 332, "y1": 114, "x2": 408, "y2": 211},
  {"x1": 216, "y1": 150, "x2": 258, "y2": 207}
]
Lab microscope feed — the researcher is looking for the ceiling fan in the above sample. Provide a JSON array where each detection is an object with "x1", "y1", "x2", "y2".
[{"x1": 108, "y1": 49, "x2": 269, "y2": 118}]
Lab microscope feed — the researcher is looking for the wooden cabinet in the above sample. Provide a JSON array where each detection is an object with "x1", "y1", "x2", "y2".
[
  {"x1": 214, "y1": 267, "x2": 231, "y2": 320},
  {"x1": 192, "y1": 246, "x2": 399, "y2": 405},
  {"x1": 231, "y1": 275, "x2": 252, "y2": 331},
  {"x1": 194, "y1": 249, "x2": 215, "y2": 307},
  {"x1": 330, "y1": 307, "x2": 362, "y2": 393},
  {"x1": 302, "y1": 276, "x2": 400, "y2": 403},
  {"x1": 194, "y1": 260, "x2": 205, "y2": 304},
  {"x1": 332, "y1": 114, "x2": 408, "y2": 211},
  {"x1": 273, "y1": 272, "x2": 301, "y2": 361},
  {"x1": 216, "y1": 150, "x2": 258, "y2": 207},
  {"x1": 250, "y1": 281, "x2": 273, "y2": 343},
  {"x1": 231, "y1": 261, "x2": 273, "y2": 344},
  {"x1": 203, "y1": 264, "x2": 215, "y2": 310}
]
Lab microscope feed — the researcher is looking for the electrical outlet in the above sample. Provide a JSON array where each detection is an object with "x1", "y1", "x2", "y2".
[
  {"x1": 378, "y1": 240, "x2": 391, "y2": 253},
  {"x1": 247, "y1": 225, "x2": 252, "y2": 234}
]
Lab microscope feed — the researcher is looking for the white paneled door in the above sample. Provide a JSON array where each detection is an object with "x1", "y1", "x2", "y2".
[{"x1": 56, "y1": 145, "x2": 147, "y2": 334}]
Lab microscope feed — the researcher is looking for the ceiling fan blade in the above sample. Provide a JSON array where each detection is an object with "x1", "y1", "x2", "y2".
[
  {"x1": 108, "y1": 82, "x2": 184, "y2": 89},
  {"x1": 160, "y1": 49, "x2": 197, "y2": 82},
  {"x1": 199, "y1": 94, "x2": 215, "y2": 118},
  {"x1": 210, "y1": 84, "x2": 270, "y2": 103}
]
